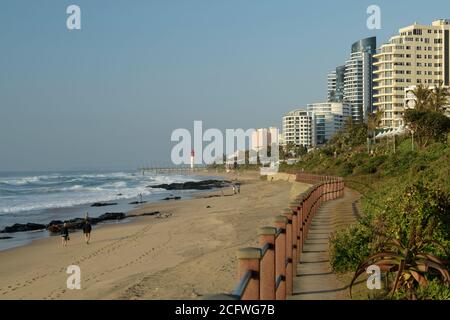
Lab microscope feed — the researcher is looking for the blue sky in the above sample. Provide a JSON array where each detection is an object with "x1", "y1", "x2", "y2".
[{"x1": 0, "y1": 0, "x2": 449, "y2": 171}]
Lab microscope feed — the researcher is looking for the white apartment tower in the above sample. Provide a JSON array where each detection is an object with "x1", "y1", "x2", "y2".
[
  {"x1": 282, "y1": 103, "x2": 350, "y2": 148},
  {"x1": 373, "y1": 19, "x2": 450, "y2": 128},
  {"x1": 344, "y1": 37, "x2": 377, "y2": 123},
  {"x1": 282, "y1": 109, "x2": 315, "y2": 147}
]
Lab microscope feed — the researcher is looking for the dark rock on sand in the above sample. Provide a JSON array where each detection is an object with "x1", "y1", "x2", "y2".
[
  {"x1": 162, "y1": 196, "x2": 181, "y2": 201},
  {"x1": 46, "y1": 213, "x2": 126, "y2": 234},
  {"x1": 149, "y1": 179, "x2": 229, "y2": 191},
  {"x1": 138, "y1": 211, "x2": 160, "y2": 216},
  {"x1": 97, "y1": 212, "x2": 126, "y2": 221},
  {"x1": 47, "y1": 224, "x2": 62, "y2": 233},
  {"x1": 1, "y1": 223, "x2": 46, "y2": 233},
  {"x1": 129, "y1": 201, "x2": 147, "y2": 205},
  {"x1": 91, "y1": 202, "x2": 118, "y2": 207},
  {"x1": 3, "y1": 210, "x2": 128, "y2": 235},
  {"x1": 47, "y1": 220, "x2": 64, "y2": 227}
]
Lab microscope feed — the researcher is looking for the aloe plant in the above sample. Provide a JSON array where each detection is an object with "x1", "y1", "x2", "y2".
[{"x1": 349, "y1": 229, "x2": 450, "y2": 300}]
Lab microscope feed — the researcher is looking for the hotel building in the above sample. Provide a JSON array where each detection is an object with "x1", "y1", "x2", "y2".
[{"x1": 373, "y1": 19, "x2": 450, "y2": 128}]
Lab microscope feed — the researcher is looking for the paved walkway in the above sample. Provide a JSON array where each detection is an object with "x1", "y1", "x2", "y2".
[{"x1": 290, "y1": 188, "x2": 361, "y2": 300}]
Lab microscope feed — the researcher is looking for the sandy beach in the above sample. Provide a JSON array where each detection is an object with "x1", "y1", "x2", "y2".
[{"x1": 0, "y1": 171, "x2": 310, "y2": 300}]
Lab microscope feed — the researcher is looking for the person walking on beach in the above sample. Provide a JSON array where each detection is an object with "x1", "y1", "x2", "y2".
[
  {"x1": 236, "y1": 183, "x2": 240, "y2": 194},
  {"x1": 61, "y1": 223, "x2": 69, "y2": 247},
  {"x1": 83, "y1": 219, "x2": 92, "y2": 244},
  {"x1": 232, "y1": 184, "x2": 236, "y2": 195}
]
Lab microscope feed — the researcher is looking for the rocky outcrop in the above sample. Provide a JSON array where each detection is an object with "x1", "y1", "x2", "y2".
[
  {"x1": 0, "y1": 223, "x2": 46, "y2": 233},
  {"x1": 162, "y1": 196, "x2": 181, "y2": 201},
  {"x1": 129, "y1": 201, "x2": 147, "y2": 205},
  {"x1": 2, "y1": 209, "x2": 171, "y2": 235},
  {"x1": 2, "y1": 212, "x2": 126, "y2": 234},
  {"x1": 96, "y1": 212, "x2": 126, "y2": 221},
  {"x1": 149, "y1": 179, "x2": 229, "y2": 190},
  {"x1": 91, "y1": 202, "x2": 118, "y2": 207}
]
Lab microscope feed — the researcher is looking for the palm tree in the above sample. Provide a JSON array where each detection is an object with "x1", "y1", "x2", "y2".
[
  {"x1": 368, "y1": 109, "x2": 383, "y2": 150},
  {"x1": 430, "y1": 81, "x2": 449, "y2": 113},
  {"x1": 412, "y1": 84, "x2": 432, "y2": 111}
]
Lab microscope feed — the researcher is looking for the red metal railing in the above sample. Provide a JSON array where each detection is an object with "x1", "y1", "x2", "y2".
[{"x1": 228, "y1": 173, "x2": 344, "y2": 300}]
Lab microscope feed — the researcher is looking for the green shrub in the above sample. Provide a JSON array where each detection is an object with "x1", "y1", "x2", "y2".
[
  {"x1": 416, "y1": 278, "x2": 450, "y2": 300},
  {"x1": 383, "y1": 151, "x2": 417, "y2": 176},
  {"x1": 340, "y1": 162, "x2": 355, "y2": 177},
  {"x1": 379, "y1": 182, "x2": 450, "y2": 252},
  {"x1": 404, "y1": 109, "x2": 450, "y2": 147},
  {"x1": 329, "y1": 224, "x2": 373, "y2": 273},
  {"x1": 392, "y1": 278, "x2": 450, "y2": 300},
  {"x1": 358, "y1": 155, "x2": 388, "y2": 174}
]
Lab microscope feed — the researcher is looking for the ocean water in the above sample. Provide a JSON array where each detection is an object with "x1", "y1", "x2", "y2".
[{"x1": 0, "y1": 171, "x2": 216, "y2": 251}]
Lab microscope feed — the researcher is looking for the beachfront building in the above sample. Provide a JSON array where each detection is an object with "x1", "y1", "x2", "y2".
[
  {"x1": 344, "y1": 37, "x2": 377, "y2": 123},
  {"x1": 327, "y1": 65, "x2": 346, "y2": 102},
  {"x1": 327, "y1": 37, "x2": 376, "y2": 123},
  {"x1": 306, "y1": 102, "x2": 351, "y2": 145},
  {"x1": 282, "y1": 103, "x2": 350, "y2": 148},
  {"x1": 373, "y1": 19, "x2": 450, "y2": 128},
  {"x1": 282, "y1": 109, "x2": 315, "y2": 148}
]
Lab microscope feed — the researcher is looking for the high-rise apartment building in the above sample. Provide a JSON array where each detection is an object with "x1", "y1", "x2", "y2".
[
  {"x1": 327, "y1": 65, "x2": 346, "y2": 102},
  {"x1": 373, "y1": 19, "x2": 450, "y2": 128},
  {"x1": 344, "y1": 37, "x2": 377, "y2": 123}
]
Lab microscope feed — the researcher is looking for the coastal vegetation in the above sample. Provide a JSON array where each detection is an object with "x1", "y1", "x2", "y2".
[{"x1": 280, "y1": 86, "x2": 450, "y2": 299}]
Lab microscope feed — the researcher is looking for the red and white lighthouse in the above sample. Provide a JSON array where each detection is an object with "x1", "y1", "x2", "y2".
[{"x1": 190, "y1": 149, "x2": 195, "y2": 169}]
